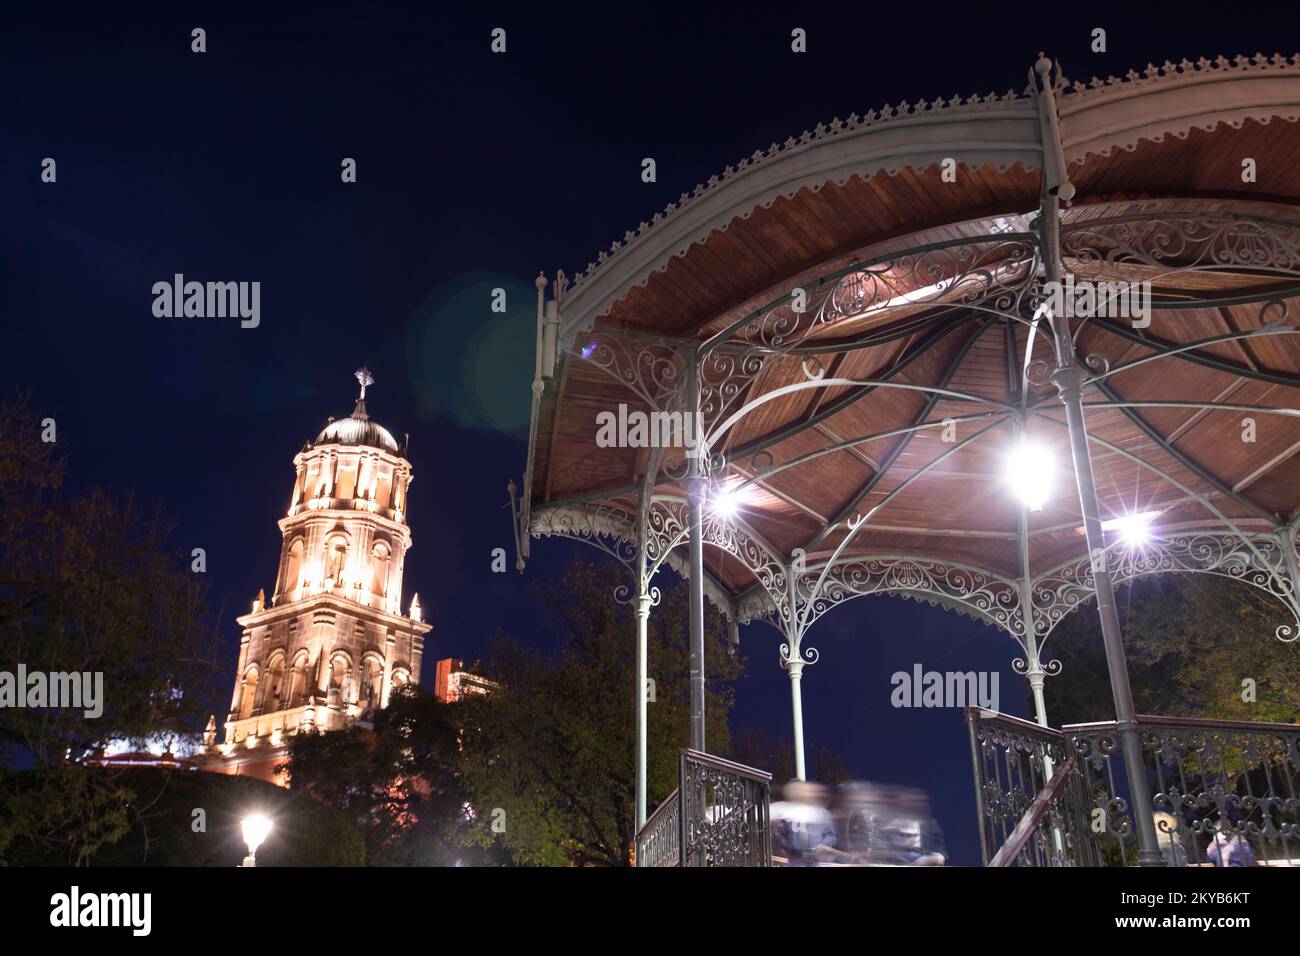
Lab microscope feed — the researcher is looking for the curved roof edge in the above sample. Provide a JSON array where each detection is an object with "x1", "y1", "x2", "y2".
[
  {"x1": 1060, "y1": 53, "x2": 1300, "y2": 161},
  {"x1": 559, "y1": 92, "x2": 1039, "y2": 345},
  {"x1": 557, "y1": 53, "x2": 1300, "y2": 346}
]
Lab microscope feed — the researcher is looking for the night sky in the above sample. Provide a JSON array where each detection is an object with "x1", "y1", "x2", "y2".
[{"x1": 4, "y1": 3, "x2": 1292, "y2": 866}]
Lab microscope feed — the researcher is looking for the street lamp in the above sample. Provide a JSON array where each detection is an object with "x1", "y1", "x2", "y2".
[{"x1": 240, "y1": 813, "x2": 273, "y2": 867}]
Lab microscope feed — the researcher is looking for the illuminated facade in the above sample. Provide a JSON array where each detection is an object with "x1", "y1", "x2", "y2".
[
  {"x1": 433, "y1": 658, "x2": 496, "y2": 703},
  {"x1": 207, "y1": 369, "x2": 431, "y2": 781}
]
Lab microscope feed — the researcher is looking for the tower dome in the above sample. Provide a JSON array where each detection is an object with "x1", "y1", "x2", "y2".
[{"x1": 313, "y1": 367, "x2": 402, "y2": 454}]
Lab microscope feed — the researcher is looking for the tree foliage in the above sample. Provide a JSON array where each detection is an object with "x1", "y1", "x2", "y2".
[
  {"x1": 282, "y1": 684, "x2": 489, "y2": 865},
  {"x1": 457, "y1": 558, "x2": 743, "y2": 866},
  {"x1": 1039, "y1": 573, "x2": 1300, "y2": 726},
  {"x1": 0, "y1": 393, "x2": 223, "y2": 863},
  {"x1": 729, "y1": 724, "x2": 850, "y2": 787},
  {"x1": 1042, "y1": 573, "x2": 1300, "y2": 865},
  {"x1": 3, "y1": 768, "x2": 366, "y2": 866}
]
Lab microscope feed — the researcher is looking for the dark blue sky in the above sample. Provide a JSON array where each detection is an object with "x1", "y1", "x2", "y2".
[{"x1": 4, "y1": 2, "x2": 1291, "y2": 865}]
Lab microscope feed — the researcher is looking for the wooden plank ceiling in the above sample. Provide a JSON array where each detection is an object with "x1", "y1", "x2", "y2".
[{"x1": 531, "y1": 119, "x2": 1300, "y2": 597}]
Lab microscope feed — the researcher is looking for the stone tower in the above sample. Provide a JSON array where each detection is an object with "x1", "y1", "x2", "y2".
[{"x1": 210, "y1": 368, "x2": 431, "y2": 781}]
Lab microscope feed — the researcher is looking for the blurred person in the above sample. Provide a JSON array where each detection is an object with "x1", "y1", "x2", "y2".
[
  {"x1": 831, "y1": 781, "x2": 885, "y2": 864},
  {"x1": 822, "y1": 784, "x2": 948, "y2": 865},
  {"x1": 1207, "y1": 819, "x2": 1257, "y2": 867},
  {"x1": 873, "y1": 786, "x2": 947, "y2": 865},
  {"x1": 902, "y1": 787, "x2": 948, "y2": 866},
  {"x1": 769, "y1": 780, "x2": 837, "y2": 865}
]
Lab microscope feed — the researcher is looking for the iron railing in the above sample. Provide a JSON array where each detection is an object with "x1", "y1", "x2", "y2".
[
  {"x1": 965, "y1": 708, "x2": 1098, "y2": 866},
  {"x1": 635, "y1": 785, "x2": 680, "y2": 868},
  {"x1": 1066, "y1": 715, "x2": 1300, "y2": 867},
  {"x1": 988, "y1": 756, "x2": 1078, "y2": 867},
  {"x1": 968, "y1": 708, "x2": 1300, "y2": 866},
  {"x1": 635, "y1": 749, "x2": 772, "y2": 867}
]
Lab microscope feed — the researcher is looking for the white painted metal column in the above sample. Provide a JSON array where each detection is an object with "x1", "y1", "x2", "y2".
[
  {"x1": 785, "y1": 562, "x2": 807, "y2": 780},
  {"x1": 634, "y1": 587, "x2": 652, "y2": 829}
]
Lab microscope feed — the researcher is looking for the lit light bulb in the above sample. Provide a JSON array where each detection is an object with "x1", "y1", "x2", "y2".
[
  {"x1": 1103, "y1": 511, "x2": 1157, "y2": 546},
  {"x1": 241, "y1": 814, "x2": 273, "y2": 857},
  {"x1": 1005, "y1": 439, "x2": 1054, "y2": 512},
  {"x1": 711, "y1": 487, "x2": 740, "y2": 519}
]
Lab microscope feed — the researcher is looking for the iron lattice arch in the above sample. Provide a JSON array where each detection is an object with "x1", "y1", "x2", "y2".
[{"x1": 525, "y1": 206, "x2": 1300, "y2": 678}]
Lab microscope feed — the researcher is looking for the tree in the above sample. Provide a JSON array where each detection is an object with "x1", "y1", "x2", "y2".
[
  {"x1": 1040, "y1": 573, "x2": 1300, "y2": 865},
  {"x1": 1037, "y1": 573, "x2": 1300, "y2": 726},
  {"x1": 457, "y1": 558, "x2": 744, "y2": 866},
  {"x1": 0, "y1": 393, "x2": 223, "y2": 864},
  {"x1": 730, "y1": 725, "x2": 850, "y2": 786},
  {"x1": 3, "y1": 768, "x2": 366, "y2": 866},
  {"x1": 282, "y1": 684, "x2": 486, "y2": 865}
]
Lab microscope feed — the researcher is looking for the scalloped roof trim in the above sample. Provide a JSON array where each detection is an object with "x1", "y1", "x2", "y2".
[{"x1": 562, "y1": 53, "x2": 1300, "y2": 312}]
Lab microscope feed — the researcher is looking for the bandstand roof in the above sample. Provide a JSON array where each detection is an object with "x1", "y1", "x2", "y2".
[{"x1": 519, "y1": 55, "x2": 1300, "y2": 641}]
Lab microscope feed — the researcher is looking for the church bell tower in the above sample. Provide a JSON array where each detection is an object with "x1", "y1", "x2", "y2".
[{"x1": 210, "y1": 368, "x2": 431, "y2": 780}]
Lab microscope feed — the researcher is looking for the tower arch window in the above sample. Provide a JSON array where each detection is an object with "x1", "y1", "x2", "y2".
[
  {"x1": 324, "y1": 534, "x2": 349, "y2": 587},
  {"x1": 283, "y1": 538, "x2": 305, "y2": 595},
  {"x1": 263, "y1": 653, "x2": 286, "y2": 711},
  {"x1": 371, "y1": 541, "x2": 392, "y2": 599},
  {"x1": 360, "y1": 653, "x2": 384, "y2": 708},
  {"x1": 287, "y1": 652, "x2": 310, "y2": 708},
  {"x1": 327, "y1": 651, "x2": 354, "y2": 706},
  {"x1": 238, "y1": 666, "x2": 260, "y2": 721}
]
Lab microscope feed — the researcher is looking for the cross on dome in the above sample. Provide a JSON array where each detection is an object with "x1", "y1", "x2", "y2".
[{"x1": 355, "y1": 366, "x2": 374, "y2": 400}]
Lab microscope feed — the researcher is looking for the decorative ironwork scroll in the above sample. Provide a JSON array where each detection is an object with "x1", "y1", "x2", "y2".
[
  {"x1": 702, "y1": 514, "x2": 790, "y2": 631},
  {"x1": 643, "y1": 496, "x2": 690, "y2": 579},
  {"x1": 1062, "y1": 214, "x2": 1300, "y2": 282},
  {"x1": 679, "y1": 750, "x2": 772, "y2": 868},
  {"x1": 1031, "y1": 531, "x2": 1300, "y2": 642},
  {"x1": 571, "y1": 331, "x2": 684, "y2": 411},
  {"x1": 528, "y1": 503, "x2": 639, "y2": 571},
  {"x1": 1066, "y1": 716, "x2": 1300, "y2": 867},
  {"x1": 798, "y1": 555, "x2": 1024, "y2": 637},
  {"x1": 698, "y1": 236, "x2": 1041, "y2": 440}
]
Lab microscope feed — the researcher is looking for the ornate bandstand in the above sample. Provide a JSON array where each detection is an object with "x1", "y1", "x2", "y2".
[{"x1": 514, "y1": 55, "x2": 1300, "y2": 866}]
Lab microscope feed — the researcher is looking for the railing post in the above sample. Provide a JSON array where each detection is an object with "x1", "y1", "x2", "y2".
[
  {"x1": 965, "y1": 709, "x2": 992, "y2": 865},
  {"x1": 676, "y1": 750, "x2": 688, "y2": 867}
]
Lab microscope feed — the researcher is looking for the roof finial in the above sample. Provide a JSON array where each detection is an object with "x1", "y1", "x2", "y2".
[
  {"x1": 355, "y1": 366, "x2": 374, "y2": 400},
  {"x1": 352, "y1": 366, "x2": 374, "y2": 419}
]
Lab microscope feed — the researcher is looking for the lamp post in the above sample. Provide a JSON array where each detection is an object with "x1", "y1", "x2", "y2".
[{"x1": 240, "y1": 814, "x2": 273, "y2": 867}]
